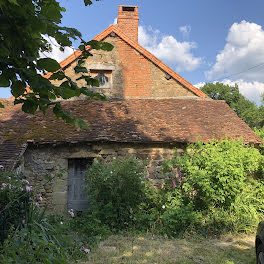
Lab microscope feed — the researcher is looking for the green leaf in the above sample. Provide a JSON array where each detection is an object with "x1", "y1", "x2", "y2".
[
  {"x1": 8, "y1": 0, "x2": 19, "y2": 5},
  {"x1": 0, "y1": 102, "x2": 4, "y2": 108},
  {"x1": 78, "y1": 45, "x2": 85, "y2": 51},
  {"x1": 84, "y1": 0, "x2": 93, "y2": 6},
  {"x1": 88, "y1": 40, "x2": 114, "y2": 51},
  {"x1": 77, "y1": 60, "x2": 85, "y2": 66},
  {"x1": 62, "y1": 88, "x2": 77, "y2": 99},
  {"x1": 60, "y1": 81, "x2": 71, "y2": 88},
  {"x1": 11, "y1": 81, "x2": 26, "y2": 97},
  {"x1": 49, "y1": 71, "x2": 66, "y2": 80},
  {"x1": 22, "y1": 100, "x2": 38, "y2": 114},
  {"x1": 0, "y1": 75, "x2": 10, "y2": 87},
  {"x1": 74, "y1": 118, "x2": 88, "y2": 129},
  {"x1": 74, "y1": 66, "x2": 88, "y2": 73},
  {"x1": 42, "y1": 4, "x2": 62, "y2": 21},
  {"x1": 37, "y1": 58, "x2": 61, "y2": 73},
  {"x1": 84, "y1": 77, "x2": 99, "y2": 87}
]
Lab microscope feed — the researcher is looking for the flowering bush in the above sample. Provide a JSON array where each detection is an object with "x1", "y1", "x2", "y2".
[
  {"x1": 0, "y1": 170, "x2": 89, "y2": 263},
  {"x1": 0, "y1": 170, "x2": 43, "y2": 243}
]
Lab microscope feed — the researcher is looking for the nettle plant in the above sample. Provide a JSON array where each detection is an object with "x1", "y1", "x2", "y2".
[{"x1": 0, "y1": 169, "x2": 43, "y2": 243}]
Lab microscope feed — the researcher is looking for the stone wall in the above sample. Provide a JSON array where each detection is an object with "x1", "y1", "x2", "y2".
[
  {"x1": 51, "y1": 34, "x2": 196, "y2": 99},
  {"x1": 23, "y1": 142, "x2": 185, "y2": 213}
]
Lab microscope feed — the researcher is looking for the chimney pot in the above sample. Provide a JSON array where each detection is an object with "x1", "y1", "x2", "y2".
[{"x1": 117, "y1": 5, "x2": 139, "y2": 42}]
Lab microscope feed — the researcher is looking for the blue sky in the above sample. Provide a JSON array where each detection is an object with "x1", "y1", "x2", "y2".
[{"x1": 2, "y1": 0, "x2": 264, "y2": 104}]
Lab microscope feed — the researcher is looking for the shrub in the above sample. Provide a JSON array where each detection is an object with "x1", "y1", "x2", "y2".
[
  {"x1": 0, "y1": 212, "x2": 85, "y2": 263},
  {"x1": 134, "y1": 182, "x2": 167, "y2": 232},
  {"x1": 0, "y1": 170, "x2": 87, "y2": 263},
  {"x1": 162, "y1": 139, "x2": 264, "y2": 236},
  {"x1": 85, "y1": 157, "x2": 146, "y2": 230},
  {"x1": 0, "y1": 170, "x2": 37, "y2": 243}
]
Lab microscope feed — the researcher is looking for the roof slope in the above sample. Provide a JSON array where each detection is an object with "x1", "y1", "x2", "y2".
[
  {"x1": 0, "y1": 98, "x2": 261, "y2": 168},
  {"x1": 44, "y1": 25, "x2": 207, "y2": 98},
  {"x1": 0, "y1": 97, "x2": 261, "y2": 145}
]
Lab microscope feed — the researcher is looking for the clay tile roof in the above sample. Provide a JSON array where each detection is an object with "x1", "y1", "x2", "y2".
[{"x1": 0, "y1": 98, "x2": 262, "y2": 169}]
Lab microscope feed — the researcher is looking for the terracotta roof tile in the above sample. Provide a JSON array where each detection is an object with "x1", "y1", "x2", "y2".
[{"x1": 0, "y1": 98, "x2": 261, "y2": 146}]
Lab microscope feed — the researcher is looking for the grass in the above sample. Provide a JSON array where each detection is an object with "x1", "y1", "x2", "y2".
[{"x1": 81, "y1": 233, "x2": 256, "y2": 264}]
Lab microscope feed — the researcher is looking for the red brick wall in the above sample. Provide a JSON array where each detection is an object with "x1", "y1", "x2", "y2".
[
  {"x1": 117, "y1": 6, "x2": 139, "y2": 43},
  {"x1": 118, "y1": 36, "x2": 152, "y2": 98}
]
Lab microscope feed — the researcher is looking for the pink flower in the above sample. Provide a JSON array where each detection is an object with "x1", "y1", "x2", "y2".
[
  {"x1": 22, "y1": 179, "x2": 29, "y2": 185},
  {"x1": 1, "y1": 183, "x2": 7, "y2": 189},
  {"x1": 172, "y1": 178, "x2": 176, "y2": 189},
  {"x1": 37, "y1": 194, "x2": 43, "y2": 202},
  {"x1": 68, "y1": 209, "x2": 75, "y2": 218},
  {"x1": 34, "y1": 202, "x2": 40, "y2": 207},
  {"x1": 84, "y1": 248, "x2": 90, "y2": 254},
  {"x1": 80, "y1": 247, "x2": 90, "y2": 254},
  {"x1": 25, "y1": 185, "x2": 32, "y2": 192}
]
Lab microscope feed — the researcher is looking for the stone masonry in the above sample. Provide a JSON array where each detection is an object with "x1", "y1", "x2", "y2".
[{"x1": 23, "y1": 142, "x2": 185, "y2": 213}]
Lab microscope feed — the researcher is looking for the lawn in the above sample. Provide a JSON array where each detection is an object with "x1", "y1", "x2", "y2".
[{"x1": 82, "y1": 234, "x2": 256, "y2": 264}]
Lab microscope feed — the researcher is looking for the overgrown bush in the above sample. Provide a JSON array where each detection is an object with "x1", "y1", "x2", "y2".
[
  {"x1": 162, "y1": 139, "x2": 264, "y2": 236},
  {"x1": 0, "y1": 170, "x2": 37, "y2": 243},
  {"x1": 0, "y1": 170, "x2": 88, "y2": 263},
  {"x1": 85, "y1": 157, "x2": 146, "y2": 230},
  {"x1": 0, "y1": 211, "x2": 80, "y2": 264},
  {"x1": 134, "y1": 182, "x2": 167, "y2": 232}
]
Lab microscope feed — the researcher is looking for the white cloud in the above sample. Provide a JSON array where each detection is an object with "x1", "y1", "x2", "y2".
[
  {"x1": 194, "y1": 82, "x2": 206, "y2": 89},
  {"x1": 40, "y1": 35, "x2": 74, "y2": 63},
  {"x1": 206, "y1": 21, "x2": 264, "y2": 81},
  {"x1": 138, "y1": 26, "x2": 202, "y2": 72},
  {"x1": 195, "y1": 79, "x2": 264, "y2": 105},
  {"x1": 179, "y1": 25, "x2": 191, "y2": 38}
]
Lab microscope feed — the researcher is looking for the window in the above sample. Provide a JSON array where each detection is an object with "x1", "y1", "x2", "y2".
[{"x1": 90, "y1": 70, "x2": 112, "y2": 89}]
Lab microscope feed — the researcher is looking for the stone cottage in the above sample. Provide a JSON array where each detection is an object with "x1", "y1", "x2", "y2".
[{"x1": 0, "y1": 6, "x2": 262, "y2": 212}]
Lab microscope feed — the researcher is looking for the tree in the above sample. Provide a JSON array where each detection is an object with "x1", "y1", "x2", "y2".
[
  {"x1": 201, "y1": 82, "x2": 263, "y2": 128},
  {"x1": 0, "y1": 0, "x2": 113, "y2": 127}
]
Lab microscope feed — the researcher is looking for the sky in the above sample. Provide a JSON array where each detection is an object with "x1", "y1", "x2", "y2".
[{"x1": 2, "y1": 0, "x2": 264, "y2": 104}]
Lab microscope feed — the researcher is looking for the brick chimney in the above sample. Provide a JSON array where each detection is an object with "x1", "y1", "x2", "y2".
[{"x1": 117, "y1": 6, "x2": 139, "y2": 42}]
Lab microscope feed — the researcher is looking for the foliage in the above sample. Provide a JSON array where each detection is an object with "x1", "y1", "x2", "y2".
[
  {"x1": 134, "y1": 182, "x2": 167, "y2": 232},
  {"x1": 0, "y1": 171, "x2": 89, "y2": 263},
  {"x1": 201, "y1": 82, "x2": 264, "y2": 128},
  {"x1": 0, "y1": 211, "x2": 87, "y2": 263},
  {"x1": 0, "y1": 170, "x2": 39, "y2": 243},
  {"x1": 0, "y1": 0, "x2": 113, "y2": 126},
  {"x1": 67, "y1": 212, "x2": 111, "y2": 247},
  {"x1": 162, "y1": 139, "x2": 264, "y2": 236},
  {"x1": 85, "y1": 157, "x2": 146, "y2": 230}
]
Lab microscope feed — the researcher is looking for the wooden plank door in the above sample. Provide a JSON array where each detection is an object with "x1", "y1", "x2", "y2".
[{"x1": 68, "y1": 158, "x2": 93, "y2": 211}]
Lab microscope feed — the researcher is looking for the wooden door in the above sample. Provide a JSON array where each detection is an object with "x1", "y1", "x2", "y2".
[{"x1": 68, "y1": 158, "x2": 93, "y2": 211}]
